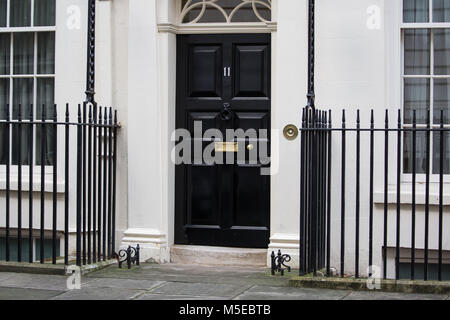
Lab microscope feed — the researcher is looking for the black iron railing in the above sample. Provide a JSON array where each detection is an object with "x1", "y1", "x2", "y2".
[
  {"x1": 0, "y1": 103, "x2": 119, "y2": 266},
  {"x1": 300, "y1": 107, "x2": 449, "y2": 281}
]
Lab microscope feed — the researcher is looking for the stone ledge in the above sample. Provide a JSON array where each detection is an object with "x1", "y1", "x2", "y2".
[
  {"x1": 0, "y1": 259, "x2": 117, "y2": 276},
  {"x1": 289, "y1": 276, "x2": 450, "y2": 295}
]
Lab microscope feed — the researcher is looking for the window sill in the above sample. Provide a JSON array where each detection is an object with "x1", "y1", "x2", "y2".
[
  {"x1": 0, "y1": 179, "x2": 65, "y2": 193},
  {"x1": 374, "y1": 183, "x2": 450, "y2": 206}
]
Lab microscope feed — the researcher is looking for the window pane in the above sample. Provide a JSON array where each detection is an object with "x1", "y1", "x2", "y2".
[
  {"x1": 231, "y1": 2, "x2": 271, "y2": 23},
  {"x1": 434, "y1": 79, "x2": 450, "y2": 124},
  {"x1": 13, "y1": 32, "x2": 34, "y2": 75},
  {"x1": 404, "y1": 78, "x2": 430, "y2": 124},
  {"x1": 37, "y1": 32, "x2": 55, "y2": 74},
  {"x1": 433, "y1": 131, "x2": 450, "y2": 173},
  {"x1": 12, "y1": 78, "x2": 33, "y2": 119},
  {"x1": 36, "y1": 77, "x2": 54, "y2": 119},
  {"x1": 434, "y1": 29, "x2": 450, "y2": 75},
  {"x1": 0, "y1": 78, "x2": 9, "y2": 118},
  {"x1": 404, "y1": 131, "x2": 427, "y2": 174},
  {"x1": 0, "y1": 79, "x2": 9, "y2": 165},
  {"x1": 36, "y1": 78, "x2": 54, "y2": 166},
  {"x1": 182, "y1": 0, "x2": 227, "y2": 23},
  {"x1": 433, "y1": 0, "x2": 450, "y2": 22},
  {"x1": 10, "y1": 0, "x2": 31, "y2": 27},
  {"x1": 11, "y1": 123, "x2": 31, "y2": 165},
  {"x1": 11, "y1": 78, "x2": 33, "y2": 165},
  {"x1": 0, "y1": 33, "x2": 10, "y2": 74},
  {"x1": 404, "y1": 0, "x2": 430, "y2": 22},
  {"x1": 34, "y1": 0, "x2": 56, "y2": 26},
  {"x1": 404, "y1": 29, "x2": 430, "y2": 75},
  {"x1": 0, "y1": 0, "x2": 6, "y2": 27}
]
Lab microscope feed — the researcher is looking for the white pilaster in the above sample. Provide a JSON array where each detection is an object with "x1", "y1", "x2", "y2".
[
  {"x1": 268, "y1": 0, "x2": 308, "y2": 268},
  {"x1": 124, "y1": 0, "x2": 168, "y2": 262}
]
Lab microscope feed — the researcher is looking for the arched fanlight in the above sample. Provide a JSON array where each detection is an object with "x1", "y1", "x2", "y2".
[{"x1": 180, "y1": 0, "x2": 272, "y2": 24}]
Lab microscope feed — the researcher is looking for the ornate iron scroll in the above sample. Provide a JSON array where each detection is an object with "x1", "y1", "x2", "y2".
[{"x1": 271, "y1": 250, "x2": 292, "y2": 276}]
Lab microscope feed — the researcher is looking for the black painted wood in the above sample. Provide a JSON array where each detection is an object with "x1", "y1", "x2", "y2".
[{"x1": 175, "y1": 34, "x2": 271, "y2": 248}]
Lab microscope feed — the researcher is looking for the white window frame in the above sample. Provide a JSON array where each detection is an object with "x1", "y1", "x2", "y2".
[
  {"x1": 0, "y1": 0, "x2": 56, "y2": 176},
  {"x1": 401, "y1": 0, "x2": 450, "y2": 183}
]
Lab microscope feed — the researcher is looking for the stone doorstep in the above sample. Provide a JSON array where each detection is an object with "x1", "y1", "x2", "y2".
[
  {"x1": 170, "y1": 245, "x2": 267, "y2": 267},
  {"x1": 289, "y1": 276, "x2": 450, "y2": 295},
  {"x1": 0, "y1": 259, "x2": 118, "y2": 276}
]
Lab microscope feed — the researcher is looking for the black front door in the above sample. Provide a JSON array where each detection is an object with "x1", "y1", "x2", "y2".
[{"x1": 175, "y1": 34, "x2": 271, "y2": 248}]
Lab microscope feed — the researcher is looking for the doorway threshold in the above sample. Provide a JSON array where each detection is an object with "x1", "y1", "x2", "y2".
[{"x1": 170, "y1": 245, "x2": 267, "y2": 267}]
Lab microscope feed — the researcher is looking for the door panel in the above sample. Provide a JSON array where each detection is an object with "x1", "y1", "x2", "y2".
[
  {"x1": 188, "y1": 44, "x2": 223, "y2": 98},
  {"x1": 233, "y1": 44, "x2": 270, "y2": 98},
  {"x1": 233, "y1": 165, "x2": 269, "y2": 228},
  {"x1": 176, "y1": 34, "x2": 271, "y2": 248},
  {"x1": 189, "y1": 164, "x2": 219, "y2": 226}
]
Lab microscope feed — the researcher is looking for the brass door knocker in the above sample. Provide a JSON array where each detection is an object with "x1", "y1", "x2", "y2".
[{"x1": 220, "y1": 103, "x2": 232, "y2": 121}]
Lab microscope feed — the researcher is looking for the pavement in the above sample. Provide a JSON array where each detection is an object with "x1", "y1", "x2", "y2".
[{"x1": 0, "y1": 263, "x2": 449, "y2": 300}]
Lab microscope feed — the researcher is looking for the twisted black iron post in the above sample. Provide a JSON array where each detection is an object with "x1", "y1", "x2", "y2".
[
  {"x1": 300, "y1": 0, "x2": 317, "y2": 277},
  {"x1": 85, "y1": 0, "x2": 96, "y2": 104},
  {"x1": 85, "y1": 0, "x2": 96, "y2": 264}
]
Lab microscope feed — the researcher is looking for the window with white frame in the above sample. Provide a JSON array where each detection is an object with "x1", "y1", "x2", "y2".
[
  {"x1": 0, "y1": 0, "x2": 55, "y2": 166},
  {"x1": 180, "y1": 0, "x2": 271, "y2": 24},
  {"x1": 402, "y1": 0, "x2": 450, "y2": 174}
]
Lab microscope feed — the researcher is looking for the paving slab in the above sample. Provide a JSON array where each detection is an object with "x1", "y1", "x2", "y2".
[
  {"x1": 0, "y1": 287, "x2": 63, "y2": 300},
  {"x1": 0, "y1": 273, "x2": 74, "y2": 291},
  {"x1": 234, "y1": 285, "x2": 350, "y2": 300},
  {"x1": 0, "y1": 272, "x2": 17, "y2": 282},
  {"x1": 83, "y1": 277, "x2": 165, "y2": 290},
  {"x1": 343, "y1": 291, "x2": 449, "y2": 300},
  {"x1": 135, "y1": 293, "x2": 227, "y2": 300},
  {"x1": 150, "y1": 281, "x2": 250, "y2": 298},
  {"x1": 50, "y1": 287, "x2": 144, "y2": 300}
]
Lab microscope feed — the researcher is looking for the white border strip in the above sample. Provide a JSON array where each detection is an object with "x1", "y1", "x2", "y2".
[{"x1": 157, "y1": 22, "x2": 277, "y2": 34}]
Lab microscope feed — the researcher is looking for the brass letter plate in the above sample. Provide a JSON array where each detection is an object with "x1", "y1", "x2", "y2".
[{"x1": 215, "y1": 142, "x2": 239, "y2": 152}]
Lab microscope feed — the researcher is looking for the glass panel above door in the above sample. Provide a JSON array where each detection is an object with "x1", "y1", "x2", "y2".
[{"x1": 181, "y1": 0, "x2": 271, "y2": 23}]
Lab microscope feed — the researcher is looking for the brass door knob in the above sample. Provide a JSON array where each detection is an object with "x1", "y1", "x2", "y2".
[
  {"x1": 283, "y1": 124, "x2": 298, "y2": 141},
  {"x1": 247, "y1": 144, "x2": 254, "y2": 151}
]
